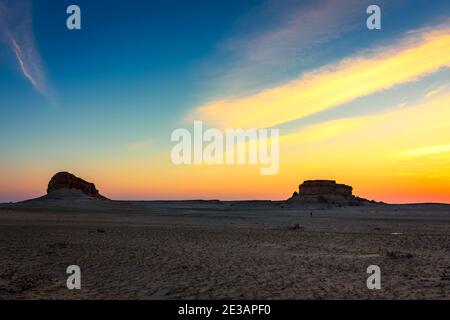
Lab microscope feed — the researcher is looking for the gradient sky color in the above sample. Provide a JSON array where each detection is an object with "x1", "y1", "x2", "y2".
[{"x1": 1, "y1": 0, "x2": 450, "y2": 203}]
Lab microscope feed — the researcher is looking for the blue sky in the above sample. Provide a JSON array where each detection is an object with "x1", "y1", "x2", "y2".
[{"x1": 1, "y1": 0, "x2": 450, "y2": 202}]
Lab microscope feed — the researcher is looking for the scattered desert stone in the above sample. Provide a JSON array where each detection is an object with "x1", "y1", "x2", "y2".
[
  {"x1": 386, "y1": 251, "x2": 414, "y2": 259},
  {"x1": 288, "y1": 223, "x2": 302, "y2": 231}
]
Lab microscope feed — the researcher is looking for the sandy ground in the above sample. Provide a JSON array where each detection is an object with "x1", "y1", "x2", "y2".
[{"x1": 0, "y1": 201, "x2": 449, "y2": 299}]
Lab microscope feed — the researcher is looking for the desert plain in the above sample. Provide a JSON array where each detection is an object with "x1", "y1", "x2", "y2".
[{"x1": 0, "y1": 197, "x2": 449, "y2": 300}]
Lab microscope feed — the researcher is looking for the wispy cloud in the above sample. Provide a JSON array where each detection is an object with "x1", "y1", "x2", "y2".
[
  {"x1": 190, "y1": 23, "x2": 450, "y2": 129},
  {"x1": 424, "y1": 84, "x2": 448, "y2": 98},
  {"x1": 203, "y1": 0, "x2": 377, "y2": 95},
  {"x1": 393, "y1": 144, "x2": 450, "y2": 159},
  {"x1": 0, "y1": 0, "x2": 51, "y2": 99},
  {"x1": 280, "y1": 115, "x2": 376, "y2": 146},
  {"x1": 281, "y1": 91, "x2": 450, "y2": 148}
]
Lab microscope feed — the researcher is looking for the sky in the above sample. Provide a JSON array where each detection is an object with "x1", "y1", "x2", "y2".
[{"x1": 0, "y1": 0, "x2": 450, "y2": 203}]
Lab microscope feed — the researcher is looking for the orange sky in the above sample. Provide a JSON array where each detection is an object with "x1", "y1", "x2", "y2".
[{"x1": 1, "y1": 13, "x2": 450, "y2": 204}]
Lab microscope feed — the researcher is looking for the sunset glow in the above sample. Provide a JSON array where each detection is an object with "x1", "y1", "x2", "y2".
[{"x1": 1, "y1": 0, "x2": 449, "y2": 204}]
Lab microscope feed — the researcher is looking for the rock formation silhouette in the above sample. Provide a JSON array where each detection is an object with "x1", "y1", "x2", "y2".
[
  {"x1": 47, "y1": 172, "x2": 108, "y2": 200},
  {"x1": 288, "y1": 180, "x2": 370, "y2": 205}
]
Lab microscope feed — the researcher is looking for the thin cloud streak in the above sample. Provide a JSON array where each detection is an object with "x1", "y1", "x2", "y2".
[
  {"x1": 205, "y1": 0, "x2": 376, "y2": 95},
  {"x1": 10, "y1": 36, "x2": 40, "y2": 91},
  {"x1": 0, "y1": 0, "x2": 52, "y2": 99},
  {"x1": 281, "y1": 91, "x2": 450, "y2": 152},
  {"x1": 190, "y1": 24, "x2": 450, "y2": 129},
  {"x1": 393, "y1": 144, "x2": 450, "y2": 159}
]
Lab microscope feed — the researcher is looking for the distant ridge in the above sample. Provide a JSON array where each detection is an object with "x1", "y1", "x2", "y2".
[{"x1": 1, "y1": 173, "x2": 448, "y2": 207}]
